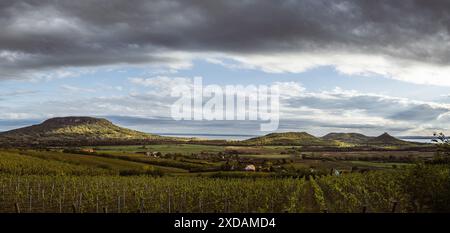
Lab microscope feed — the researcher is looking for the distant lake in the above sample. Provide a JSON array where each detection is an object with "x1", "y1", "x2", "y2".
[
  {"x1": 398, "y1": 138, "x2": 434, "y2": 143},
  {"x1": 159, "y1": 133, "x2": 257, "y2": 141}
]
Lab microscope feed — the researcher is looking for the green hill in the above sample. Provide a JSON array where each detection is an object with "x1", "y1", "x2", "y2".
[
  {"x1": 243, "y1": 132, "x2": 337, "y2": 146},
  {"x1": 0, "y1": 116, "x2": 175, "y2": 146},
  {"x1": 0, "y1": 117, "x2": 421, "y2": 148},
  {"x1": 243, "y1": 131, "x2": 416, "y2": 147},
  {"x1": 322, "y1": 132, "x2": 373, "y2": 145},
  {"x1": 367, "y1": 132, "x2": 412, "y2": 146},
  {"x1": 322, "y1": 132, "x2": 414, "y2": 146}
]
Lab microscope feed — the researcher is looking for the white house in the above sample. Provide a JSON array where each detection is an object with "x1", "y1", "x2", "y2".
[{"x1": 244, "y1": 164, "x2": 256, "y2": 172}]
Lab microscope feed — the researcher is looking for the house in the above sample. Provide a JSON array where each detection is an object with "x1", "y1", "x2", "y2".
[
  {"x1": 244, "y1": 164, "x2": 256, "y2": 172},
  {"x1": 145, "y1": 152, "x2": 160, "y2": 158},
  {"x1": 81, "y1": 148, "x2": 95, "y2": 153}
]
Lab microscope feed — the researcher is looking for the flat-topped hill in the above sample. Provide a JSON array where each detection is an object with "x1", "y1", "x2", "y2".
[
  {"x1": 244, "y1": 132, "x2": 337, "y2": 146},
  {"x1": 0, "y1": 116, "x2": 167, "y2": 146},
  {"x1": 321, "y1": 132, "x2": 373, "y2": 144}
]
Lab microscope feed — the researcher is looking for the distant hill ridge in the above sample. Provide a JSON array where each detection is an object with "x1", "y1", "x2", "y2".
[
  {"x1": 0, "y1": 116, "x2": 170, "y2": 146},
  {"x1": 321, "y1": 132, "x2": 372, "y2": 144},
  {"x1": 245, "y1": 131, "x2": 415, "y2": 146},
  {"x1": 244, "y1": 132, "x2": 338, "y2": 146},
  {"x1": 0, "y1": 116, "x2": 418, "y2": 147}
]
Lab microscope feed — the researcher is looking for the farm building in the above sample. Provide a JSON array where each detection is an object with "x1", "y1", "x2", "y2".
[
  {"x1": 145, "y1": 152, "x2": 161, "y2": 157},
  {"x1": 81, "y1": 148, "x2": 95, "y2": 153},
  {"x1": 244, "y1": 164, "x2": 256, "y2": 172}
]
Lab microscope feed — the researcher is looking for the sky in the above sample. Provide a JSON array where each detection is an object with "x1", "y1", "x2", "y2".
[{"x1": 1, "y1": 0, "x2": 450, "y2": 137}]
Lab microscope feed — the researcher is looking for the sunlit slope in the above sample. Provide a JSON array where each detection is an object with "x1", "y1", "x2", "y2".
[
  {"x1": 243, "y1": 132, "x2": 338, "y2": 146},
  {"x1": 0, "y1": 116, "x2": 176, "y2": 146}
]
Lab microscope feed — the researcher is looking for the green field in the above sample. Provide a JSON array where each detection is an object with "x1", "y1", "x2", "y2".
[
  {"x1": 0, "y1": 144, "x2": 448, "y2": 213},
  {"x1": 348, "y1": 161, "x2": 414, "y2": 169},
  {"x1": 93, "y1": 144, "x2": 226, "y2": 154},
  {"x1": 0, "y1": 145, "x2": 432, "y2": 176},
  {"x1": 240, "y1": 154, "x2": 294, "y2": 159}
]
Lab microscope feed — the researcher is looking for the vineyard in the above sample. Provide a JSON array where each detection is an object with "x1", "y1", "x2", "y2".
[
  {"x1": 0, "y1": 148, "x2": 449, "y2": 213},
  {"x1": 0, "y1": 164, "x2": 448, "y2": 213}
]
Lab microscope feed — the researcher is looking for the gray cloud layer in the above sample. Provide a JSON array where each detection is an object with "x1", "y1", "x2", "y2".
[{"x1": 1, "y1": 0, "x2": 450, "y2": 79}]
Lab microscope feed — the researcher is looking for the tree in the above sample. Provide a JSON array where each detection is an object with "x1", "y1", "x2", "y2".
[{"x1": 432, "y1": 132, "x2": 450, "y2": 163}]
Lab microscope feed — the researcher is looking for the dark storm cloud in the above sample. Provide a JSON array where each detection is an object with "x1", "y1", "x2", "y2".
[{"x1": 1, "y1": 0, "x2": 450, "y2": 79}]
